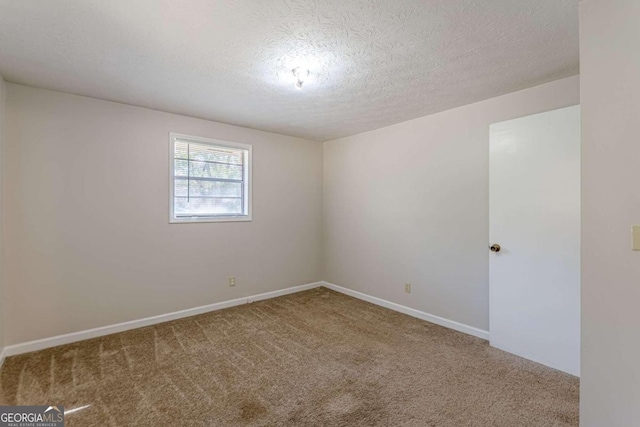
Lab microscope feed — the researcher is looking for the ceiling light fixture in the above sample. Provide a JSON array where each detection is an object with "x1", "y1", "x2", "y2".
[{"x1": 292, "y1": 67, "x2": 309, "y2": 90}]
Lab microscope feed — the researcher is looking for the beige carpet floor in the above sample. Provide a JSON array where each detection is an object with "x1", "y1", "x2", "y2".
[{"x1": 0, "y1": 287, "x2": 579, "y2": 426}]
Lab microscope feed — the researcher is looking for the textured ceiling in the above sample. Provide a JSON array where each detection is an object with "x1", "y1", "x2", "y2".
[{"x1": 0, "y1": 0, "x2": 579, "y2": 141}]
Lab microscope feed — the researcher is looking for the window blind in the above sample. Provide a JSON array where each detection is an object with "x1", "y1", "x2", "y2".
[{"x1": 173, "y1": 138, "x2": 248, "y2": 218}]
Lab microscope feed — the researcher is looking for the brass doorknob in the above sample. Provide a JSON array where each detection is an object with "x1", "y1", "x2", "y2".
[{"x1": 490, "y1": 244, "x2": 501, "y2": 252}]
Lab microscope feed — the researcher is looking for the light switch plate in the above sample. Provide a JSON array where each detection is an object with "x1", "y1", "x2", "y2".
[{"x1": 633, "y1": 226, "x2": 640, "y2": 251}]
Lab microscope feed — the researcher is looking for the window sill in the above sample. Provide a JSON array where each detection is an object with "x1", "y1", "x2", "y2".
[{"x1": 170, "y1": 216, "x2": 252, "y2": 224}]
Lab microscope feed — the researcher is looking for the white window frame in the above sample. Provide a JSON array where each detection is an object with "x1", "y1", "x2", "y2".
[{"x1": 169, "y1": 132, "x2": 252, "y2": 223}]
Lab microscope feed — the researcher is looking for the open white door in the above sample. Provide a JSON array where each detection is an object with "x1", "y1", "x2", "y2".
[{"x1": 489, "y1": 106, "x2": 580, "y2": 376}]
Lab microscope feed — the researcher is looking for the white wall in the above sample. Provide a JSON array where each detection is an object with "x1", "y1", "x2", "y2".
[
  {"x1": 3, "y1": 84, "x2": 323, "y2": 345},
  {"x1": 323, "y1": 76, "x2": 579, "y2": 331},
  {"x1": 580, "y1": 0, "x2": 640, "y2": 425},
  {"x1": 0, "y1": 74, "x2": 5, "y2": 353}
]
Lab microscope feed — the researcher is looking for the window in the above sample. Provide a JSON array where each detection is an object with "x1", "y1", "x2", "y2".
[{"x1": 169, "y1": 133, "x2": 251, "y2": 223}]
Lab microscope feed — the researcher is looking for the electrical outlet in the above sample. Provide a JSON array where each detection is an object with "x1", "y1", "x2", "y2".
[
  {"x1": 229, "y1": 277, "x2": 236, "y2": 287},
  {"x1": 405, "y1": 283, "x2": 411, "y2": 293}
]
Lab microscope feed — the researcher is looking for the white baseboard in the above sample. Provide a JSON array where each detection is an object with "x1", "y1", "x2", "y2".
[
  {"x1": 0, "y1": 347, "x2": 6, "y2": 369},
  {"x1": 322, "y1": 281, "x2": 490, "y2": 340},
  {"x1": 2, "y1": 281, "x2": 323, "y2": 359},
  {"x1": 2, "y1": 280, "x2": 489, "y2": 361}
]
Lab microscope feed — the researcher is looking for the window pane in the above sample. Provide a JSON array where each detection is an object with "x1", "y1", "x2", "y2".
[
  {"x1": 172, "y1": 136, "x2": 250, "y2": 221},
  {"x1": 175, "y1": 179, "x2": 242, "y2": 197},
  {"x1": 174, "y1": 159, "x2": 243, "y2": 180},
  {"x1": 175, "y1": 140, "x2": 243, "y2": 165},
  {"x1": 174, "y1": 197, "x2": 243, "y2": 216}
]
